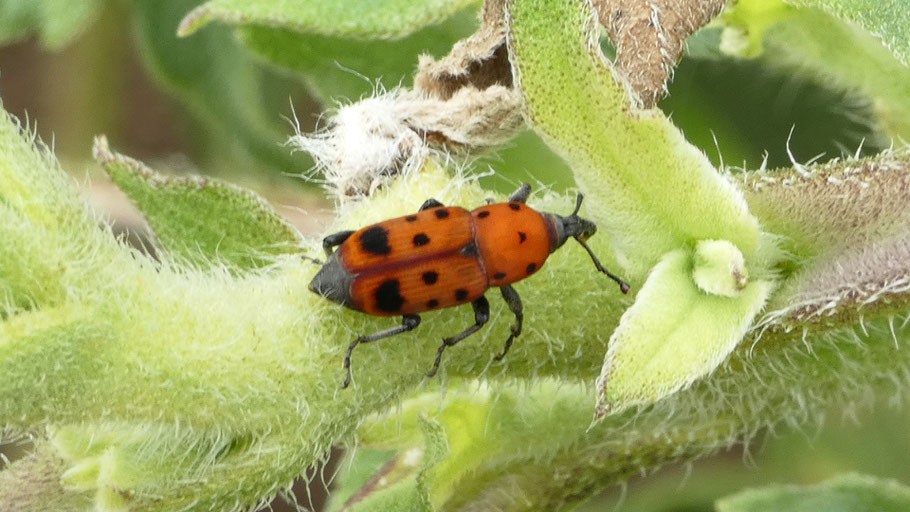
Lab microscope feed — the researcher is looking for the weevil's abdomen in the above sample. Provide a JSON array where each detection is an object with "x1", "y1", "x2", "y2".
[
  {"x1": 315, "y1": 205, "x2": 488, "y2": 316},
  {"x1": 352, "y1": 253, "x2": 487, "y2": 316},
  {"x1": 338, "y1": 206, "x2": 474, "y2": 272},
  {"x1": 471, "y1": 202, "x2": 554, "y2": 286}
]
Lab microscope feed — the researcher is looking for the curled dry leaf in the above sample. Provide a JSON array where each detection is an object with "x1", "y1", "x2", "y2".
[
  {"x1": 289, "y1": 86, "x2": 522, "y2": 200},
  {"x1": 593, "y1": 0, "x2": 729, "y2": 107},
  {"x1": 415, "y1": 0, "x2": 512, "y2": 98},
  {"x1": 292, "y1": 0, "x2": 525, "y2": 200}
]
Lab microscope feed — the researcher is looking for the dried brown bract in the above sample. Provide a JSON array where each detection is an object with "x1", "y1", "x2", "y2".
[{"x1": 594, "y1": 0, "x2": 728, "y2": 107}]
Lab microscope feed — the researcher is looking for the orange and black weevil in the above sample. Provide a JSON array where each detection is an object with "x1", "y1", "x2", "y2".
[{"x1": 307, "y1": 184, "x2": 630, "y2": 387}]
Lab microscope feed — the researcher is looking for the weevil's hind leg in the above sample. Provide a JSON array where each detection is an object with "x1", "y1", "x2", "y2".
[
  {"x1": 427, "y1": 296, "x2": 490, "y2": 378},
  {"x1": 494, "y1": 285, "x2": 523, "y2": 361},
  {"x1": 322, "y1": 230, "x2": 355, "y2": 258},
  {"x1": 508, "y1": 183, "x2": 532, "y2": 203},
  {"x1": 343, "y1": 314, "x2": 421, "y2": 388},
  {"x1": 419, "y1": 198, "x2": 445, "y2": 211}
]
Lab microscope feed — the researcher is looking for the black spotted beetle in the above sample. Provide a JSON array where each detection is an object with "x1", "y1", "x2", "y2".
[{"x1": 308, "y1": 184, "x2": 630, "y2": 387}]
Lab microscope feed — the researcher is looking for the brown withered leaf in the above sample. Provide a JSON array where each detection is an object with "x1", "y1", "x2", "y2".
[
  {"x1": 415, "y1": 0, "x2": 512, "y2": 99},
  {"x1": 593, "y1": 0, "x2": 728, "y2": 107}
]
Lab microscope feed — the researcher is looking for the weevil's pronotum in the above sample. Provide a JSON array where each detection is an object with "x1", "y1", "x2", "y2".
[{"x1": 307, "y1": 184, "x2": 630, "y2": 387}]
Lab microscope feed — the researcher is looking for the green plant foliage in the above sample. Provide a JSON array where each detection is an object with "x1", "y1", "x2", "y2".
[
  {"x1": 717, "y1": 473, "x2": 910, "y2": 512},
  {"x1": 94, "y1": 136, "x2": 303, "y2": 270},
  {"x1": 597, "y1": 249, "x2": 772, "y2": 415},
  {"x1": 723, "y1": 0, "x2": 910, "y2": 140},
  {"x1": 507, "y1": 0, "x2": 761, "y2": 280},
  {"x1": 131, "y1": 0, "x2": 306, "y2": 175},
  {"x1": 508, "y1": 0, "x2": 780, "y2": 415},
  {"x1": 0, "y1": 0, "x2": 101, "y2": 49},
  {"x1": 235, "y1": 8, "x2": 478, "y2": 103},
  {"x1": 786, "y1": 0, "x2": 910, "y2": 67},
  {"x1": 4, "y1": 0, "x2": 910, "y2": 509},
  {"x1": 179, "y1": 0, "x2": 479, "y2": 39}
]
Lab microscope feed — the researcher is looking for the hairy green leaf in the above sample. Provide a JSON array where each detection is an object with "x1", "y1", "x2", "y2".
[
  {"x1": 722, "y1": 0, "x2": 910, "y2": 140},
  {"x1": 236, "y1": 7, "x2": 478, "y2": 102},
  {"x1": 507, "y1": 0, "x2": 761, "y2": 280},
  {"x1": 131, "y1": 0, "x2": 306, "y2": 175},
  {"x1": 717, "y1": 473, "x2": 910, "y2": 512},
  {"x1": 94, "y1": 136, "x2": 302, "y2": 270},
  {"x1": 179, "y1": 0, "x2": 479, "y2": 39},
  {"x1": 742, "y1": 152, "x2": 910, "y2": 331},
  {"x1": 596, "y1": 249, "x2": 772, "y2": 417},
  {"x1": 785, "y1": 0, "x2": 910, "y2": 67}
]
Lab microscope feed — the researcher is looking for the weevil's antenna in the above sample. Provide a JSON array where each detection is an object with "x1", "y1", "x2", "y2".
[
  {"x1": 571, "y1": 193, "x2": 584, "y2": 216},
  {"x1": 574, "y1": 237, "x2": 631, "y2": 294}
]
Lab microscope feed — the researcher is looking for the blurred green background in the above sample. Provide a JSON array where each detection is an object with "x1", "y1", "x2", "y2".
[{"x1": 0, "y1": 1, "x2": 902, "y2": 511}]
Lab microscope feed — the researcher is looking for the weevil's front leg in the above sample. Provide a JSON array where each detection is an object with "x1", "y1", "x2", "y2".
[
  {"x1": 494, "y1": 285, "x2": 523, "y2": 361},
  {"x1": 419, "y1": 198, "x2": 445, "y2": 211},
  {"x1": 322, "y1": 230, "x2": 355, "y2": 258},
  {"x1": 427, "y1": 296, "x2": 490, "y2": 377},
  {"x1": 343, "y1": 314, "x2": 421, "y2": 388}
]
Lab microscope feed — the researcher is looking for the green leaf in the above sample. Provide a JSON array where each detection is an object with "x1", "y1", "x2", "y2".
[
  {"x1": 785, "y1": 0, "x2": 910, "y2": 67},
  {"x1": 717, "y1": 473, "x2": 910, "y2": 512},
  {"x1": 131, "y1": 0, "x2": 306, "y2": 175},
  {"x1": 721, "y1": 0, "x2": 910, "y2": 140},
  {"x1": 331, "y1": 415, "x2": 446, "y2": 512},
  {"x1": 507, "y1": 0, "x2": 762, "y2": 280},
  {"x1": 94, "y1": 136, "x2": 302, "y2": 269},
  {"x1": 236, "y1": 7, "x2": 478, "y2": 102},
  {"x1": 743, "y1": 151, "x2": 910, "y2": 331},
  {"x1": 179, "y1": 0, "x2": 479, "y2": 39},
  {"x1": 596, "y1": 249, "x2": 773, "y2": 417},
  {"x1": 0, "y1": 0, "x2": 101, "y2": 49}
]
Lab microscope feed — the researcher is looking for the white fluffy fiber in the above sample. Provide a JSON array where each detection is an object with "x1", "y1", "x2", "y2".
[{"x1": 289, "y1": 92, "x2": 429, "y2": 201}]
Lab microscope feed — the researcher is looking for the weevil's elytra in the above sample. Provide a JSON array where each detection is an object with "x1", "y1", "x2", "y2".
[{"x1": 308, "y1": 183, "x2": 631, "y2": 388}]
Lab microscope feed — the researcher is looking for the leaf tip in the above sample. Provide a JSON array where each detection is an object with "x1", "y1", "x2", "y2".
[
  {"x1": 177, "y1": 7, "x2": 212, "y2": 37},
  {"x1": 92, "y1": 135, "x2": 112, "y2": 163}
]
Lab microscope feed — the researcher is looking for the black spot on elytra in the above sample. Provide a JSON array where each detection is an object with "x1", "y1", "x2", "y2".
[
  {"x1": 494, "y1": 272, "x2": 506, "y2": 280},
  {"x1": 375, "y1": 279, "x2": 405, "y2": 313},
  {"x1": 405, "y1": 215, "x2": 418, "y2": 222},
  {"x1": 434, "y1": 209, "x2": 450, "y2": 219},
  {"x1": 518, "y1": 231, "x2": 527, "y2": 243},
  {"x1": 427, "y1": 299, "x2": 439, "y2": 308},
  {"x1": 477, "y1": 210, "x2": 490, "y2": 218},
  {"x1": 422, "y1": 271, "x2": 439, "y2": 285},
  {"x1": 360, "y1": 226, "x2": 391, "y2": 255},
  {"x1": 509, "y1": 202, "x2": 521, "y2": 211},
  {"x1": 461, "y1": 242, "x2": 478, "y2": 256},
  {"x1": 413, "y1": 233, "x2": 430, "y2": 247},
  {"x1": 526, "y1": 263, "x2": 537, "y2": 274},
  {"x1": 455, "y1": 289, "x2": 469, "y2": 301}
]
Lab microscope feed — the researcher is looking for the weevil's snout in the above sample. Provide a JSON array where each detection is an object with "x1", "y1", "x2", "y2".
[{"x1": 575, "y1": 217, "x2": 597, "y2": 241}]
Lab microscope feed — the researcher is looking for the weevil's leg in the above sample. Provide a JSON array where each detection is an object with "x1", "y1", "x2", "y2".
[
  {"x1": 322, "y1": 230, "x2": 355, "y2": 258},
  {"x1": 508, "y1": 183, "x2": 532, "y2": 203},
  {"x1": 419, "y1": 198, "x2": 445, "y2": 211},
  {"x1": 301, "y1": 254, "x2": 323, "y2": 265},
  {"x1": 427, "y1": 296, "x2": 490, "y2": 377},
  {"x1": 493, "y1": 285, "x2": 523, "y2": 361},
  {"x1": 574, "y1": 237, "x2": 631, "y2": 294},
  {"x1": 343, "y1": 314, "x2": 421, "y2": 388}
]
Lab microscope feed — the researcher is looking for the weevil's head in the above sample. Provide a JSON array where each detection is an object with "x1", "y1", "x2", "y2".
[{"x1": 545, "y1": 194, "x2": 598, "y2": 251}]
